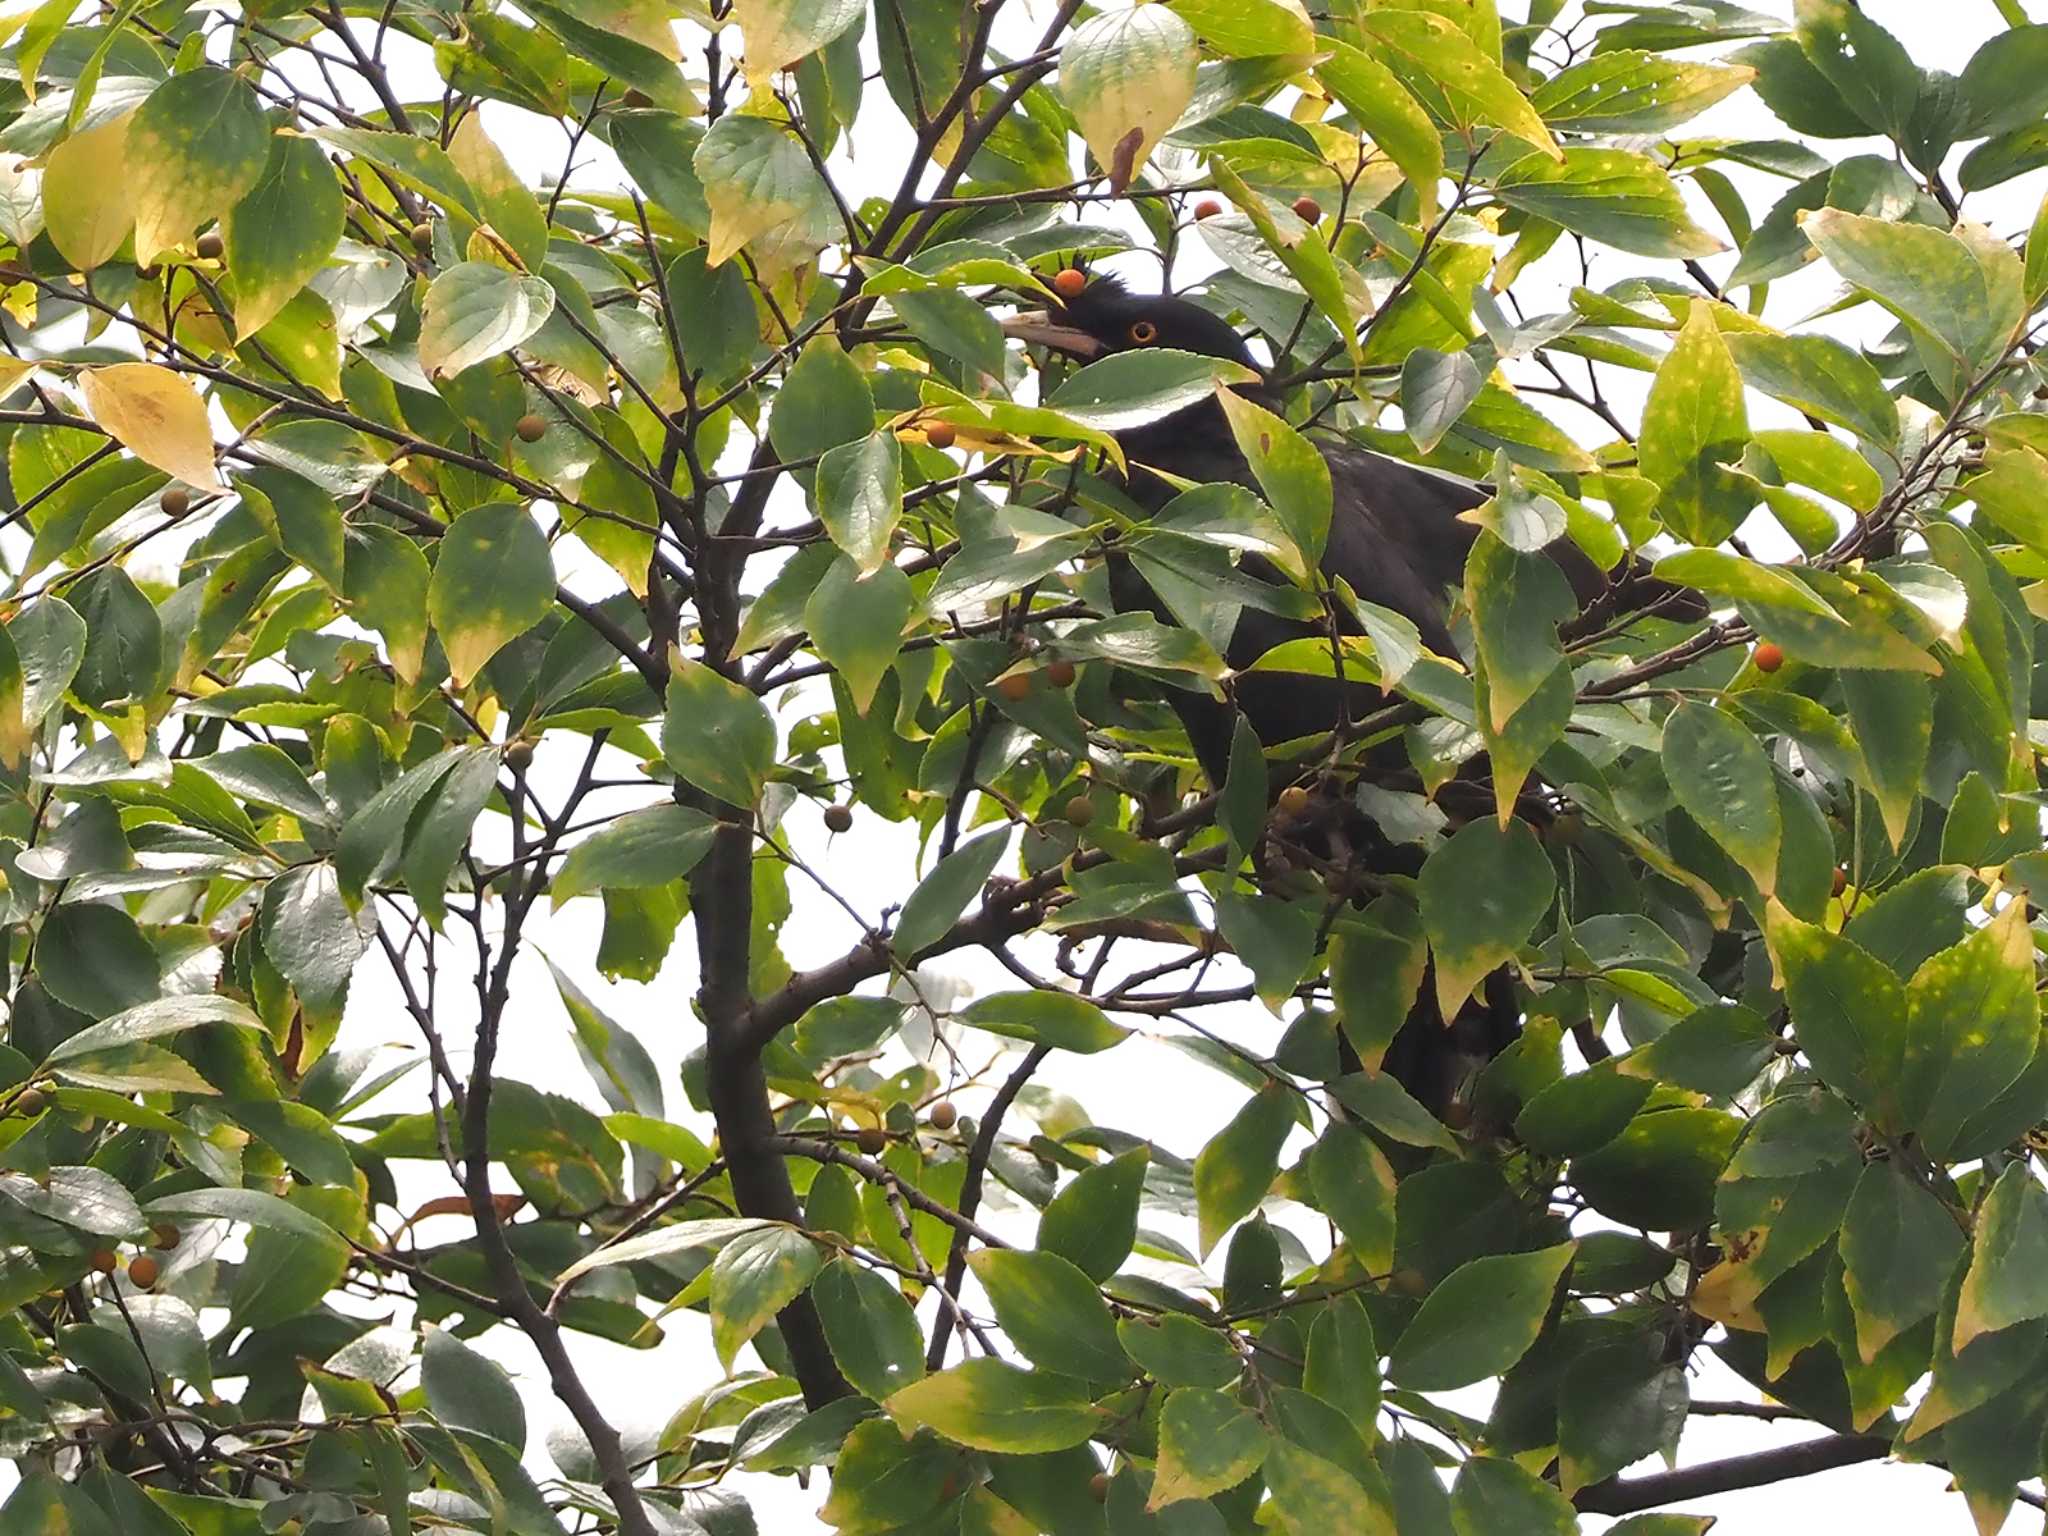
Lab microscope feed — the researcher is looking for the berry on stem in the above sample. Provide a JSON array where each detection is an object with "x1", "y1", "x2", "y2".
[
  {"x1": 1046, "y1": 658, "x2": 1077, "y2": 688},
  {"x1": 1193, "y1": 197, "x2": 1224, "y2": 220},
  {"x1": 1753, "y1": 642, "x2": 1785, "y2": 673},
  {"x1": 928, "y1": 1101, "x2": 957, "y2": 1130},
  {"x1": 1291, "y1": 195, "x2": 1322, "y2": 222},
  {"x1": 855, "y1": 1127, "x2": 887, "y2": 1156},
  {"x1": 516, "y1": 414, "x2": 548, "y2": 444},
  {"x1": 1052, "y1": 267, "x2": 1087, "y2": 299},
  {"x1": 127, "y1": 1255, "x2": 159, "y2": 1290},
  {"x1": 824, "y1": 803, "x2": 853, "y2": 833},
  {"x1": 196, "y1": 231, "x2": 224, "y2": 260},
  {"x1": 995, "y1": 673, "x2": 1032, "y2": 702},
  {"x1": 925, "y1": 420, "x2": 956, "y2": 449}
]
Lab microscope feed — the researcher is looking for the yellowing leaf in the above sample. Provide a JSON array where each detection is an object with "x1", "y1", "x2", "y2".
[
  {"x1": 126, "y1": 67, "x2": 272, "y2": 265},
  {"x1": 79, "y1": 363, "x2": 223, "y2": 492},
  {"x1": 42, "y1": 111, "x2": 135, "y2": 272},
  {"x1": 447, "y1": 113, "x2": 549, "y2": 273},
  {"x1": 1059, "y1": 6, "x2": 1198, "y2": 194},
  {"x1": 691, "y1": 115, "x2": 836, "y2": 273},
  {"x1": 734, "y1": 0, "x2": 863, "y2": 81}
]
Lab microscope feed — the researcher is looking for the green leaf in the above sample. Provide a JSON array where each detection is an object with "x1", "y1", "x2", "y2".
[
  {"x1": 1956, "y1": 1161, "x2": 2048, "y2": 1353},
  {"x1": 957, "y1": 989, "x2": 1130, "y2": 1053},
  {"x1": 1328, "y1": 899, "x2": 1428, "y2": 1071},
  {"x1": 806, "y1": 556, "x2": 913, "y2": 715},
  {"x1": 1214, "y1": 889, "x2": 1317, "y2": 1007},
  {"x1": 1839, "y1": 1159, "x2": 1965, "y2": 1362},
  {"x1": 261, "y1": 863, "x2": 374, "y2": 1018},
  {"x1": 1664, "y1": 700, "x2": 1781, "y2": 894},
  {"x1": 817, "y1": 1418, "x2": 966, "y2": 1530},
  {"x1": 1899, "y1": 902, "x2": 2039, "y2": 1160},
  {"x1": 1329, "y1": 1071, "x2": 1458, "y2": 1151},
  {"x1": 1769, "y1": 905, "x2": 1909, "y2": 1129},
  {"x1": 1725, "y1": 332, "x2": 1900, "y2": 448},
  {"x1": 401, "y1": 744, "x2": 500, "y2": 932},
  {"x1": 1493, "y1": 146, "x2": 1726, "y2": 260},
  {"x1": 884, "y1": 1360, "x2": 1099, "y2": 1453},
  {"x1": 1308, "y1": 1123, "x2": 1397, "y2": 1274},
  {"x1": 1401, "y1": 347, "x2": 1485, "y2": 456},
  {"x1": 1118, "y1": 1312, "x2": 1240, "y2": 1390},
  {"x1": 1838, "y1": 668, "x2": 1931, "y2": 853},
  {"x1": 1356, "y1": 10, "x2": 1558, "y2": 157},
  {"x1": 1388, "y1": 1243, "x2": 1575, "y2": 1390},
  {"x1": 772, "y1": 339, "x2": 875, "y2": 467},
  {"x1": 418, "y1": 263, "x2": 557, "y2": 380},
  {"x1": 693, "y1": 114, "x2": 836, "y2": 272},
  {"x1": 1217, "y1": 389, "x2": 1332, "y2": 570},
  {"x1": 1450, "y1": 1456, "x2": 1576, "y2": 1536},
  {"x1": 1047, "y1": 348, "x2": 1259, "y2": 432},
  {"x1": 968, "y1": 1249, "x2": 1130, "y2": 1382},
  {"x1": 127, "y1": 67, "x2": 270, "y2": 264},
  {"x1": 344, "y1": 524, "x2": 432, "y2": 683},
  {"x1": 1059, "y1": 4, "x2": 1198, "y2": 192},
  {"x1": 1557, "y1": 1338, "x2": 1688, "y2": 1495},
  {"x1": 1316, "y1": 40, "x2": 1444, "y2": 221},
  {"x1": 1170, "y1": 0, "x2": 1312, "y2": 56},
  {"x1": 1803, "y1": 208, "x2": 2023, "y2": 377},
  {"x1": 423, "y1": 1327, "x2": 525, "y2": 1451},
  {"x1": 35, "y1": 904, "x2": 157, "y2": 1019},
  {"x1": 428, "y1": 503, "x2": 556, "y2": 687},
  {"x1": 1418, "y1": 818, "x2": 1554, "y2": 1019},
  {"x1": 1193, "y1": 1081, "x2": 1294, "y2": 1257},
  {"x1": 710, "y1": 1223, "x2": 822, "y2": 1369},
  {"x1": 1038, "y1": 1146, "x2": 1147, "y2": 1281},
  {"x1": 148, "y1": 1185, "x2": 349, "y2": 1251},
  {"x1": 812, "y1": 1256, "x2": 925, "y2": 1400},
  {"x1": 1465, "y1": 530, "x2": 1572, "y2": 732},
  {"x1": 1639, "y1": 300, "x2": 1751, "y2": 545},
  {"x1": 312, "y1": 126, "x2": 482, "y2": 221},
  {"x1": 1532, "y1": 50, "x2": 1756, "y2": 132},
  {"x1": 224, "y1": 133, "x2": 344, "y2": 341},
  {"x1": 552, "y1": 804, "x2": 716, "y2": 908},
  {"x1": 662, "y1": 655, "x2": 776, "y2": 809},
  {"x1": 446, "y1": 111, "x2": 548, "y2": 273},
  {"x1": 1150, "y1": 1387, "x2": 1268, "y2": 1508},
  {"x1": 815, "y1": 431, "x2": 903, "y2": 576},
  {"x1": 1305, "y1": 1294, "x2": 1380, "y2": 1438},
  {"x1": 895, "y1": 829, "x2": 1011, "y2": 957},
  {"x1": 1265, "y1": 1438, "x2": 1395, "y2": 1535}
]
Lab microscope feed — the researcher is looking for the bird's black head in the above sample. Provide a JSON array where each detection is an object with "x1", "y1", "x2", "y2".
[{"x1": 1000, "y1": 273, "x2": 1263, "y2": 374}]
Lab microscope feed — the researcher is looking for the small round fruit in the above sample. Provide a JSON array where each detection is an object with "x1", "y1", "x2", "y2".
[
  {"x1": 925, "y1": 420, "x2": 957, "y2": 450},
  {"x1": 1291, "y1": 195, "x2": 1322, "y2": 222},
  {"x1": 1277, "y1": 785, "x2": 1312, "y2": 817},
  {"x1": 1832, "y1": 867, "x2": 1849, "y2": 897},
  {"x1": 160, "y1": 486, "x2": 191, "y2": 518},
  {"x1": 855, "y1": 1127, "x2": 888, "y2": 1156},
  {"x1": 1193, "y1": 197, "x2": 1224, "y2": 220},
  {"x1": 504, "y1": 741, "x2": 534, "y2": 772},
  {"x1": 1051, "y1": 267, "x2": 1088, "y2": 299},
  {"x1": 1063, "y1": 794, "x2": 1096, "y2": 828},
  {"x1": 515, "y1": 413, "x2": 548, "y2": 444},
  {"x1": 824, "y1": 803, "x2": 854, "y2": 833},
  {"x1": 196, "y1": 231, "x2": 224, "y2": 261},
  {"x1": 1392, "y1": 1266, "x2": 1428, "y2": 1297},
  {"x1": 928, "y1": 1101, "x2": 958, "y2": 1131},
  {"x1": 1046, "y1": 658, "x2": 1077, "y2": 689},
  {"x1": 127, "y1": 1255, "x2": 159, "y2": 1290},
  {"x1": 623, "y1": 88, "x2": 652, "y2": 109},
  {"x1": 1753, "y1": 641, "x2": 1785, "y2": 674},
  {"x1": 150, "y1": 1223, "x2": 180, "y2": 1251},
  {"x1": 410, "y1": 222, "x2": 435, "y2": 253},
  {"x1": 13, "y1": 1087, "x2": 46, "y2": 1117},
  {"x1": 995, "y1": 672, "x2": 1032, "y2": 702},
  {"x1": 89, "y1": 1249, "x2": 117, "y2": 1276},
  {"x1": 1089, "y1": 1473, "x2": 1112, "y2": 1503}
]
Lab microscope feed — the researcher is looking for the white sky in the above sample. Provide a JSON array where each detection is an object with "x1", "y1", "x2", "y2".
[{"x1": 35, "y1": 2, "x2": 2048, "y2": 1533}]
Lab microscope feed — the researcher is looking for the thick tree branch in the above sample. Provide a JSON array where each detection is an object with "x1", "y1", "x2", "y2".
[{"x1": 1571, "y1": 1433, "x2": 1891, "y2": 1515}]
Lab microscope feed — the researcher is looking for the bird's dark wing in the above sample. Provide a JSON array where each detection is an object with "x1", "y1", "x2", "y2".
[{"x1": 1319, "y1": 443, "x2": 1483, "y2": 655}]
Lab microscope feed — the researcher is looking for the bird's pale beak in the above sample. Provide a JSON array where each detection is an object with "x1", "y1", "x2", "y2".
[{"x1": 1000, "y1": 310, "x2": 1103, "y2": 360}]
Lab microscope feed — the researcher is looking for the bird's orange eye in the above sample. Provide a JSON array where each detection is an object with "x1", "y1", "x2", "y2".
[{"x1": 1128, "y1": 320, "x2": 1158, "y2": 344}]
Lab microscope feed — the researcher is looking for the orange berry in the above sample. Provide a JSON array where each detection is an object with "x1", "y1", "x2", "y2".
[
  {"x1": 1832, "y1": 867, "x2": 1848, "y2": 897},
  {"x1": 995, "y1": 673, "x2": 1032, "y2": 702},
  {"x1": 925, "y1": 420, "x2": 957, "y2": 450},
  {"x1": 1753, "y1": 642, "x2": 1785, "y2": 673},
  {"x1": 515, "y1": 413, "x2": 548, "y2": 444},
  {"x1": 855, "y1": 1127, "x2": 887, "y2": 1156},
  {"x1": 928, "y1": 1101, "x2": 958, "y2": 1130},
  {"x1": 1089, "y1": 1472, "x2": 1112, "y2": 1502},
  {"x1": 127, "y1": 1255, "x2": 159, "y2": 1290},
  {"x1": 824, "y1": 803, "x2": 853, "y2": 833},
  {"x1": 1277, "y1": 785, "x2": 1312, "y2": 817},
  {"x1": 1046, "y1": 658, "x2": 1077, "y2": 688},
  {"x1": 1193, "y1": 197, "x2": 1224, "y2": 220},
  {"x1": 151, "y1": 1223, "x2": 180, "y2": 1251},
  {"x1": 89, "y1": 1250, "x2": 117, "y2": 1275},
  {"x1": 1051, "y1": 267, "x2": 1088, "y2": 299},
  {"x1": 1291, "y1": 196, "x2": 1322, "y2": 222}
]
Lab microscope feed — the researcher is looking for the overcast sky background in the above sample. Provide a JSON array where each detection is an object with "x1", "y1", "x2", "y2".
[{"x1": 52, "y1": 2, "x2": 2048, "y2": 1532}]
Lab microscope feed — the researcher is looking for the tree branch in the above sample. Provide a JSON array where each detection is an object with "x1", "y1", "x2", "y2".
[{"x1": 1571, "y1": 1433, "x2": 1892, "y2": 1515}]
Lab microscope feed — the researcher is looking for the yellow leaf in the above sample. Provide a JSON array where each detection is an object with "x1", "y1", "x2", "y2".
[
  {"x1": 79, "y1": 363, "x2": 224, "y2": 492},
  {"x1": 43, "y1": 111, "x2": 136, "y2": 272},
  {"x1": 1060, "y1": 6, "x2": 1198, "y2": 194}
]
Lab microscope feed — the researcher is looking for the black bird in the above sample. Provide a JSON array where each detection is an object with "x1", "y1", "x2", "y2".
[
  {"x1": 1001, "y1": 273, "x2": 1699, "y2": 790},
  {"x1": 998, "y1": 273, "x2": 1704, "y2": 1117}
]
